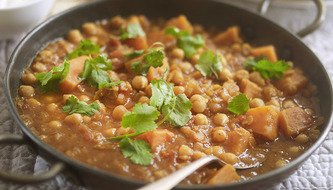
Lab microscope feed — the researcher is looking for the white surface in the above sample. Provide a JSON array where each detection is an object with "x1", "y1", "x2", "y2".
[
  {"x1": 0, "y1": 0, "x2": 332, "y2": 189},
  {"x1": 0, "y1": 0, "x2": 54, "y2": 40}
]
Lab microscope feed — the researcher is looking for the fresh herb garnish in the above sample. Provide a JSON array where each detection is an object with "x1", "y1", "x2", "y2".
[
  {"x1": 119, "y1": 137, "x2": 153, "y2": 166},
  {"x1": 79, "y1": 54, "x2": 120, "y2": 89},
  {"x1": 195, "y1": 50, "x2": 223, "y2": 78},
  {"x1": 151, "y1": 79, "x2": 192, "y2": 126},
  {"x1": 130, "y1": 49, "x2": 165, "y2": 75},
  {"x1": 227, "y1": 93, "x2": 250, "y2": 115},
  {"x1": 62, "y1": 96, "x2": 100, "y2": 116},
  {"x1": 120, "y1": 23, "x2": 145, "y2": 40},
  {"x1": 125, "y1": 50, "x2": 144, "y2": 59},
  {"x1": 245, "y1": 58, "x2": 290, "y2": 79},
  {"x1": 35, "y1": 60, "x2": 70, "y2": 92},
  {"x1": 121, "y1": 104, "x2": 160, "y2": 134},
  {"x1": 165, "y1": 27, "x2": 204, "y2": 58},
  {"x1": 67, "y1": 39, "x2": 100, "y2": 60}
]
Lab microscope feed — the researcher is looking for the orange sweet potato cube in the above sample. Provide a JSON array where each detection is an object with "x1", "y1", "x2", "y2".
[
  {"x1": 207, "y1": 164, "x2": 241, "y2": 185},
  {"x1": 138, "y1": 129, "x2": 175, "y2": 150},
  {"x1": 240, "y1": 79, "x2": 263, "y2": 99},
  {"x1": 275, "y1": 69, "x2": 308, "y2": 96},
  {"x1": 245, "y1": 106, "x2": 279, "y2": 141},
  {"x1": 214, "y1": 26, "x2": 242, "y2": 45},
  {"x1": 279, "y1": 107, "x2": 312, "y2": 137},
  {"x1": 251, "y1": 45, "x2": 277, "y2": 62},
  {"x1": 224, "y1": 127, "x2": 255, "y2": 155},
  {"x1": 166, "y1": 15, "x2": 193, "y2": 33}
]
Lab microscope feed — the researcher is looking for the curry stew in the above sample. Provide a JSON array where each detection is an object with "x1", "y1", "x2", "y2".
[{"x1": 16, "y1": 15, "x2": 323, "y2": 185}]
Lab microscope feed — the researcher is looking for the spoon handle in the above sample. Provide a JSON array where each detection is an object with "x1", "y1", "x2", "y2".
[{"x1": 138, "y1": 156, "x2": 218, "y2": 190}]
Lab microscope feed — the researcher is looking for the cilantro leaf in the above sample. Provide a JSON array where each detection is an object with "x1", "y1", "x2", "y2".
[
  {"x1": 195, "y1": 50, "x2": 223, "y2": 78},
  {"x1": 162, "y1": 94, "x2": 192, "y2": 126},
  {"x1": 150, "y1": 79, "x2": 174, "y2": 110},
  {"x1": 125, "y1": 50, "x2": 144, "y2": 59},
  {"x1": 121, "y1": 104, "x2": 160, "y2": 134},
  {"x1": 67, "y1": 39, "x2": 100, "y2": 60},
  {"x1": 227, "y1": 93, "x2": 250, "y2": 115},
  {"x1": 120, "y1": 23, "x2": 145, "y2": 40},
  {"x1": 79, "y1": 55, "x2": 120, "y2": 89},
  {"x1": 150, "y1": 79, "x2": 192, "y2": 126},
  {"x1": 62, "y1": 96, "x2": 100, "y2": 116},
  {"x1": 165, "y1": 27, "x2": 204, "y2": 58},
  {"x1": 130, "y1": 49, "x2": 165, "y2": 75},
  {"x1": 119, "y1": 137, "x2": 153, "y2": 165},
  {"x1": 35, "y1": 60, "x2": 70, "y2": 92},
  {"x1": 245, "y1": 59, "x2": 290, "y2": 79}
]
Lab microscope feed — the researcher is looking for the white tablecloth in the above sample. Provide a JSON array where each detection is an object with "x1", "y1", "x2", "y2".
[{"x1": 0, "y1": 1, "x2": 332, "y2": 189}]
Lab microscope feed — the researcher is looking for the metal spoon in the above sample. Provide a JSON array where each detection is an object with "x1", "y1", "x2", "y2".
[{"x1": 138, "y1": 155, "x2": 260, "y2": 190}]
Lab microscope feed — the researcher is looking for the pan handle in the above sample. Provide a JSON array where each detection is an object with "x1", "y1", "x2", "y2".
[
  {"x1": 258, "y1": 0, "x2": 326, "y2": 37},
  {"x1": 0, "y1": 134, "x2": 65, "y2": 183}
]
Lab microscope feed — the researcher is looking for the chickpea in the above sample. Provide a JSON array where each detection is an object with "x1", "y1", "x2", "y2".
[
  {"x1": 212, "y1": 128, "x2": 228, "y2": 142},
  {"x1": 212, "y1": 146, "x2": 224, "y2": 157},
  {"x1": 213, "y1": 113, "x2": 229, "y2": 126},
  {"x1": 190, "y1": 94, "x2": 207, "y2": 103},
  {"x1": 263, "y1": 86, "x2": 278, "y2": 100},
  {"x1": 171, "y1": 48, "x2": 185, "y2": 60},
  {"x1": 219, "y1": 152, "x2": 238, "y2": 165},
  {"x1": 249, "y1": 72, "x2": 265, "y2": 86},
  {"x1": 19, "y1": 85, "x2": 35, "y2": 97},
  {"x1": 116, "y1": 93, "x2": 126, "y2": 105},
  {"x1": 79, "y1": 95, "x2": 90, "y2": 102},
  {"x1": 32, "y1": 62, "x2": 47, "y2": 72},
  {"x1": 82, "y1": 23, "x2": 98, "y2": 36},
  {"x1": 173, "y1": 86, "x2": 185, "y2": 95},
  {"x1": 275, "y1": 159, "x2": 288, "y2": 168},
  {"x1": 178, "y1": 62, "x2": 193, "y2": 74},
  {"x1": 26, "y1": 98, "x2": 41, "y2": 108},
  {"x1": 250, "y1": 98, "x2": 265, "y2": 108},
  {"x1": 46, "y1": 103, "x2": 58, "y2": 113},
  {"x1": 191, "y1": 54, "x2": 200, "y2": 64},
  {"x1": 67, "y1": 29, "x2": 83, "y2": 44},
  {"x1": 179, "y1": 145, "x2": 194, "y2": 161},
  {"x1": 132, "y1": 76, "x2": 148, "y2": 90},
  {"x1": 138, "y1": 96, "x2": 150, "y2": 104},
  {"x1": 219, "y1": 68, "x2": 233, "y2": 81},
  {"x1": 83, "y1": 116, "x2": 92, "y2": 124},
  {"x1": 192, "y1": 100, "x2": 207, "y2": 113},
  {"x1": 283, "y1": 100, "x2": 296, "y2": 109},
  {"x1": 117, "y1": 127, "x2": 132, "y2": 135},
  {"x1": 192, "y1": 151, "x2": 206, "y2": 160},
  {"x1": 234, "y1": 69, "x2": 249, "y2": 81},
  {"x1": 112, "y1": 105, "x2": 128, "y2": 120},
  {"x1": 194, "y1": 114, "x2": 208, "y2": 125},
  {"x1": 64, "y1": 113, "x2": 83, "y2": 126},
  {"x1": 295, "y1": 134, "x2": 309, "y2": 144},
  {"x1": 171, "y1": 70, "x2": 184, "y2": 85},
  {"x1": 104, "y1": 128, "x2": 117, "y2": 137},
  {"x1": 21, "y1": 73, "x2": 37, "y2": 85},
  {"x1": 288, "y1": 146, "x2": 301, "y2": 155},
  {"x1": 208, "y1": 102, "x2": 223, "y2": 113},
  {"x1": 48, "y1": 120, "x2": 62, "y2": 129}
]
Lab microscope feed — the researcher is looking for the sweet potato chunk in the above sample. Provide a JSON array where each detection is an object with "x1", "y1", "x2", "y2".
[
  {"x1": 240, "y1": 79, "x2": 263, "y2": 99},
  {"x1": 122, "y1": 16, "x2": 148, "y2": 50},
  {"x1": 166, "y1": 15, "x2": 193, "y2": 33},
  {"x1": 251, "y1": 45, "x2": 277, "y2": 62},
  {"x1": 59, "y1": 56, "x2": 88, "y2": 92},
  {"x1": 224, "y1": 127, "x2": 255, "y2": 155},
  {"x1": 208, "y1": 164, "x2": 240, "y2": 185},
  {"x1": 275, "y1": 69, "x2": 308, "y2": 96},
  {"x1": 214, "y1": 26, "x2": 242, "y2": 45},
  {"x1": 138, "y1": 129, "x2": 175, "y2": 150},
  {"x1": 245, "y1": 106, "x2": 279, "y2": 141},
  {"x1": 279, "y1": 107, "x2": 312, "y2": 137}
]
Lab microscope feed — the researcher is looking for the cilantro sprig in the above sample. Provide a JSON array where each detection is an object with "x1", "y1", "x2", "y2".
[
  {"x1": 245, "y1": 58, "x2": 290, "y2": 79},
  {"x1": 35, "y1": 60, "x2": 70, "y2": 92},
  {"x1": 120, "y1": 23, "x2": 145, "y2": 40},
  {"x1": 62, "y1": 96, "x2": 100, "y2": 116},
  {"x1": 119, "y1": 137, "x2": 153, "y2": 166},
  {"x1": 151, "y1": 79, "x2": 192, "y2": 126},
  {"x1": 227, "y1": 93, "x2": 250, "y2": 115},
  {"x1": 125, "y1": 50, "x2": 144, "y2": 59},
  {"x1": 165, "y1": 27, "x2": 204, "y2": 58},
  {"x1": 79, "y1": 54, "x2": 121, "y2": 89},
  {"x1": 67, "y1": 39, "x2": 100, "y2": 60},
  {"x1": 195, "y1": 50, "x2": 223, "y2": 78},
  {"x1": 130, "y1": 47, "x2": 165, "y2": 75}
]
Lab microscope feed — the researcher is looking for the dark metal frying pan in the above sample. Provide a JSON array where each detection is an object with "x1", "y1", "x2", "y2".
[{"x1": 2, "y1": 0, "x2": 332, "y2": 189}]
